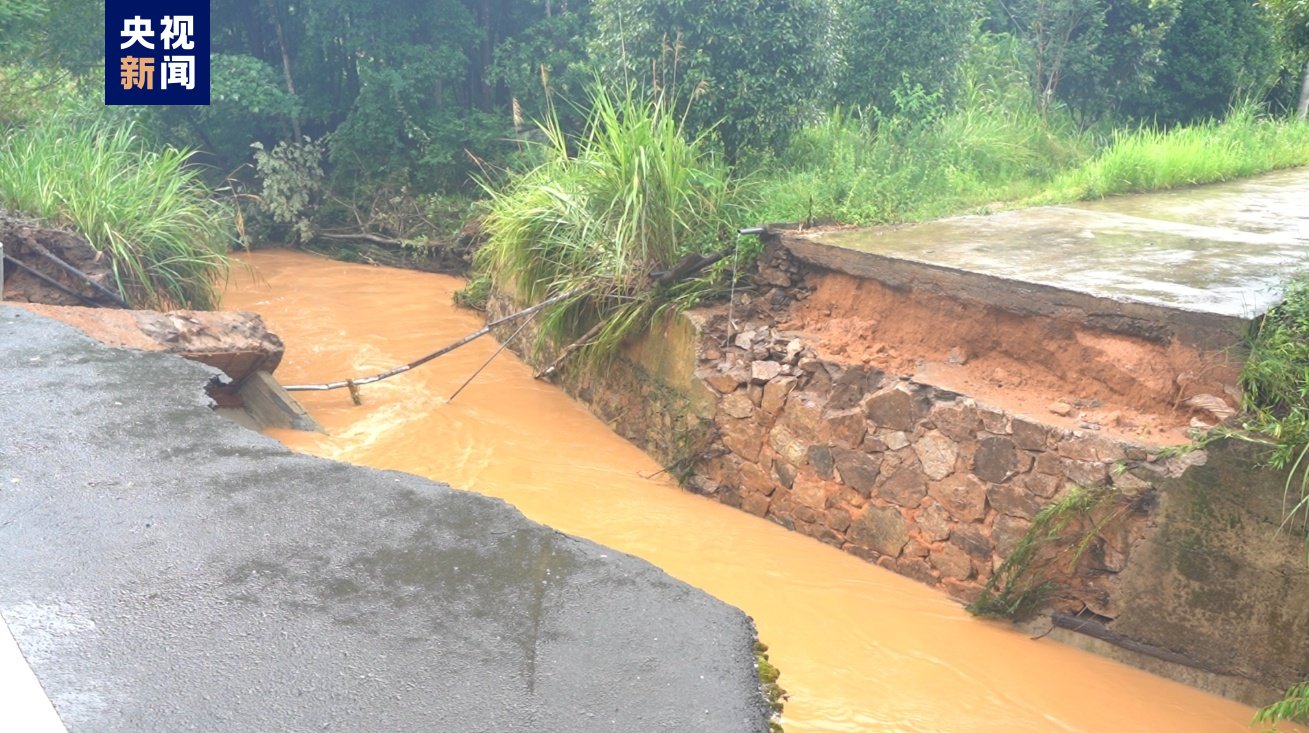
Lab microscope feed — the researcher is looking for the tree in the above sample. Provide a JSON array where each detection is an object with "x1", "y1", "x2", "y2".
[
  {"x1": 590, "y1": 0, "x2": 839, "y2": 161},
  {"x1": 993, "y1": 0, "x2": 1107, "y2": 115},
  {"x1": 1054, "y1": 0, "x2": 1179, "y2": 122},
  {"x1": 1133, "y1": 0, "x2": 1277, "y2": 123},
  {"x1": 832, "y1": 0, "x2": 982, "y2": 118},
  {"x1": 1263, "y1": 0, "x2": 1309, "y2": 117}
]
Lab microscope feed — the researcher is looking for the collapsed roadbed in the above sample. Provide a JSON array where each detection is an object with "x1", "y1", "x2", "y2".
[
  {"x1": 501, "y1": 168, "x2": 1309, "y2": 707},
  {"x1": 0, "y1": 306, "x2": 773, "y2": 732}
]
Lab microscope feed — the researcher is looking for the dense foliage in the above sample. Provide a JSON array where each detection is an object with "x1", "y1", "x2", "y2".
[{"x1": 0, "y1": 0, "x2": 1306, "y2": 309}]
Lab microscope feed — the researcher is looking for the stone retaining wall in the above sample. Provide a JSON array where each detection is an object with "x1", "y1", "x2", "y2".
[
  {"x1": 487, "y1": 236, "x2": 1309, "y2": 704},
  {"x1": 688, "y1": 323, "x2": 1165, "y2": 607}
]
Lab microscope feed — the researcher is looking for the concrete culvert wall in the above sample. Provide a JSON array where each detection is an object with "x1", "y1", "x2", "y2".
[{"x1": 497, "y1": 233, "x2": 1309, "y2": 707}]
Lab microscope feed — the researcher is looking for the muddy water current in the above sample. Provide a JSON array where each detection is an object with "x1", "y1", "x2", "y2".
[{"x1": 224, "y1": 250, "x2": 1275, "y2": 733}]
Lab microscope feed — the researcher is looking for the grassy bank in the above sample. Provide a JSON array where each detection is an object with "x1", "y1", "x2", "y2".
[
  {"x1": 0, "y1": 115, "x2": 231, "y2": 309},
  {"x1": 751, "y1": 103, "x2": 1309, "y2": 227},
  {"x1": 478, "y1": 86, "x2": 746, "y2": 369}
]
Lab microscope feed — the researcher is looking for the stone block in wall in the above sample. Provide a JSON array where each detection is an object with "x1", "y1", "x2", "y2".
[
  {"x1": 718, "y1": 416, "x2": 767, "y2": 462},
  {"x1": 913, "y1": 430, "x2": 958, "y2": 480},
  {"x1": 1012, "y1": 416, "x2": 1050, "y2": 450},
  {"x1": 783, "y1": 391, "x2": 827, "y2": 435},
  {"x1": 864, "y1": 384, "x2": 921, "y2": 431},
  {"x1": 791, "y1": 470, "x2": 831, "y2": 512},
  {"x1": 772, "y1": 459, "x2": 796, "y2": 489},
  {"x1": 1063, "y1": 458, "x2": 1110, "y2": 486},
  {"x1": 826, "y1": 507, "x2": 852, "y2": 532},
  {"x1": 741, "y1": 491, "x2": 771, "y2": 517},
  {"x1": 822, "y1": 407, "x2": 866, "y2": 449},
  {"x1": 831, "y1": 448, "x2": 882, "y2": 496},
  {"x1": 809, "y1": 445, "x2": 835, "y2": 480},
  {"x1": 878, "y1": 461, "x2": 929, "y2": 508},
  {"x1": 738, "y1": 461, "x2": 776, "y2": 496},
  {"x1": 916, "y1": 501, "x2": 953, "y2": 542},
  {"x1": 973, "y1": 436, "x2": 1025, "y2": 483},
  {"x1": 980, "y1": 406, "x2": 1012, "y2": 434},
  {"x1": 848, "y1": 504, "x2": 910, "y2": 558},
  {"x1": 720, "y1": 392, "x2": 754, "y2": 419},
  {"x1": 988, "y1": 482, "x2": 1044, "y2": 520},
  {"x1": 1017, "y1": 471, "x2": 1062, "y2": 498},
  {"x1": 750, "y1": 360, "x2": 783, "y2": 383},
  {"x1": 703, "y1": 365, "x2": 749, "y2": 394},
  {"x1": 950, "y1": 524, "x2": 994, "y2": 563},
  {"x1": 769, "y1": 424, "x2": 809, "y2": 466},
  {"x1": 930, "y1": 541, "x2": 974, "y2": 580},
  {"x1": 930, "y1": 399, "x2": 983, "y2": 442},
  {"x1": 992, "y1": 514, "x2": 1032, "y2": 558},
  {"x1": 928, "y1": 473, "x2": 988, "y2": 522},
  {"x1": 761, "y1": 376, "x2": 798, "y2": 415}
]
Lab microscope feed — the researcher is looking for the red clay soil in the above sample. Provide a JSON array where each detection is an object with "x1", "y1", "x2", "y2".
[{"x1": 780, "y1": 271, "x2": 1240, "y2": 445}]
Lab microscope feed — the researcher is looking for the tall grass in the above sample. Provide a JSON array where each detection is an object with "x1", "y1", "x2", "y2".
[
  {"x1": 1041, "y1": 105, "x2": 1309, "y2": 201},
  {"x1": 0, "y1": 115, "x2": 231, "y2": 309},
  {"x1": 478, "y1": 85, "x2": 747, "y2": 369},
  {"x1": 750, "y1": 78, "x2": 1089, "y2": 225},
  {"x1": 752, "y1": 98, "x2": 1309, "y2": 228}
]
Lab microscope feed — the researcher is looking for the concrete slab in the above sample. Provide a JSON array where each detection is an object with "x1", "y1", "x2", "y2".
[
  {"x1": 793, "y1": 168, "x2": 1309, "y2": 349},
  {"x1": 0, "y1": 306, "x2": 770, "y2": 733}
]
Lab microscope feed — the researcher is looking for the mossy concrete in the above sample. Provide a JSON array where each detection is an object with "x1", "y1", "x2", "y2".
[{"x1": 1107, "y1": 438, "x2": 1309, "y2": 704}]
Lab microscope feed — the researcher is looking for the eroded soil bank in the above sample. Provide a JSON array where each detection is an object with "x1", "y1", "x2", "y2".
[
  {"x1": 224, "y1": 249, "x2": 1290, "y2": 733},
  {"x1": 509, "y1": 233, "x2": 1307, "y2": 707}
]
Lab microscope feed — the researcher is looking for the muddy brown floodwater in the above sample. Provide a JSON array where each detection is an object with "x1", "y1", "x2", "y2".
[{"x1": 224, "y1": 250, "x2": 1284, "y2": 733}]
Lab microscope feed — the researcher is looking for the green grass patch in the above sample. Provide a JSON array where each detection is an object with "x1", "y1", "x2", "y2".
[
  {"x1": 0, "y1": 114, "x2": 231, "y2": 309},
  {"x1": 478, "y1": 84, "x2": 749, "y2": 370},
  {"x1": 1040, "y1": 105, "x2": 1309, "y2": 202},
  {"x1": 751, "y1": 101, "x2": 1309, "y2": 228}
]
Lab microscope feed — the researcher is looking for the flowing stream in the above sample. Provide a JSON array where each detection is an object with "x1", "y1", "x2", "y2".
[{"x1": 224, "y1": 249, "x2": 1279, "y2": 733}]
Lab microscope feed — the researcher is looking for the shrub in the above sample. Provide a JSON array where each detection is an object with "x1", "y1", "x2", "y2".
[
  {"x1": 589, "y1": 0, "x2": 837, "y2": 160},
  {"x1": 478, "y1": 84, "x2": 748, "y2": 369}
]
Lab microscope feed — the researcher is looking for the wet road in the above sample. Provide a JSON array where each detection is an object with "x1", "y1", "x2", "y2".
[{"x1": 0, "y1": 305, "x2": 770, "y2": 732}]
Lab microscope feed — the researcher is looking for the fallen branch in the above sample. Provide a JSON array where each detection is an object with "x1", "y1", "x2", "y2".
[
  {"x1": 283, "y1": 288, "x2": 579, "y2": 393},
  {"x1": 1049, "y1": 612, "x2": 1220, "y2": 674},
  {"x1": 316, "y1": 230, "x2": 439, "y2": 248},
  {"x1": 534, "y1": 319, "x2": 605, "y2": 380},
  {"x1": 25, "y1": 240, "x2": 130, "y2": 308},
  {"x1": 3, "y1": 254, "x2": 105, "y2": 308}
]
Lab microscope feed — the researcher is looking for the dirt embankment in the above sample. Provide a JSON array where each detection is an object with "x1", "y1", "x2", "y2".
[
  {"x1": 752, "y1": 239, "x2": 1242, "y2": 446},
  {"x1": 1, "y1": 214, "x2": 122, "y2": 307},
  {"x1": 3, "y1": 214, "x2": 284, "y2": 388}
]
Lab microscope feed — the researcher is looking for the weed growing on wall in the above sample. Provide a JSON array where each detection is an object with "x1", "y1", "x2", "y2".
[{"x1": 967, "y1": 486, "x2": 1125, "y2": 620}]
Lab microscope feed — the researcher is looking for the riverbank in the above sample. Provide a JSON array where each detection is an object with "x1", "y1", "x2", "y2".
[{"x1": 225, "y1": 249, "x2": 1289, "y2": 732}]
